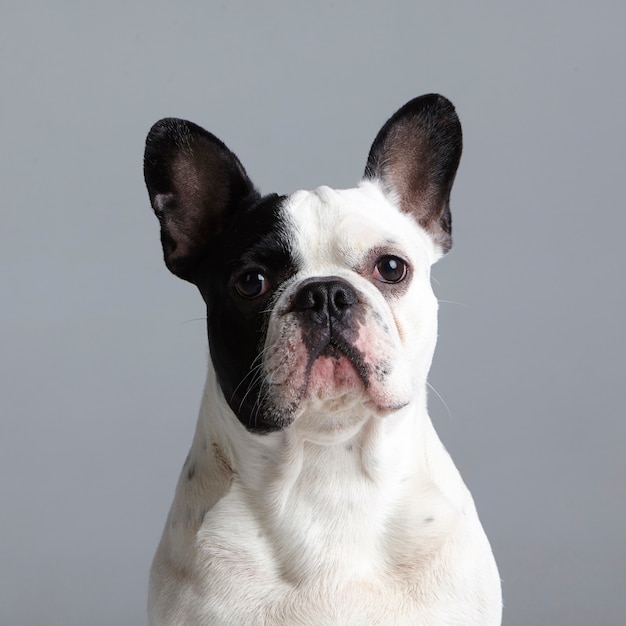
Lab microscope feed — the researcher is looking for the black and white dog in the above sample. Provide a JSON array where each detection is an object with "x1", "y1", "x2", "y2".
[{"x1": 144, "y1": 94, "x2": 502, "y2": 625}]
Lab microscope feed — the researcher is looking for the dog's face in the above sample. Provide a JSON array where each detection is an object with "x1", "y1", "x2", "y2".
[
  {"x1": 245, "y1": 184, "x2": 442, "y2": 441},
  {"x1": 144, "y1": 94, "x2": 462, "y2": 436}
]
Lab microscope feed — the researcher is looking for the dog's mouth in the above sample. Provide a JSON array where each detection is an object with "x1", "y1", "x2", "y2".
[
  {"x1": 320, "y1": 335, "x2": 369, "y2": 380},
  {"x1": 239, "y1": 292, "x2": 412, "y2": 433},
  {"x1": 299, "y1": 332, "x2": 371, "y2": 403}
]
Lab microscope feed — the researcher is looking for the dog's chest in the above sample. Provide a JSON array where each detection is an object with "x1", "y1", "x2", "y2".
[{"x1": 185, "y1": 446, "x2": 465, "y2": 624}]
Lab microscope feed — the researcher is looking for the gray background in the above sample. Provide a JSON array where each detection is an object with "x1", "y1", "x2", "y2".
[{"x1": 2, "y1": 1, "x2": 624, "y2": 624}]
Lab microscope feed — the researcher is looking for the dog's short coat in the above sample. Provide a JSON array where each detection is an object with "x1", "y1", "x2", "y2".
[{"x1": 144, "y1": 94, "x2": 502, "y2": 625}]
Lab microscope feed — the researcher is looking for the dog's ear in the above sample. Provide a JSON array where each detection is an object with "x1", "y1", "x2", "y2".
[
  {"x1": 144, "y1": 118, "x2": 258, "y2": 282},
  {"x1": 364, "y1": 94, "x2": 462, "y2": 255}
]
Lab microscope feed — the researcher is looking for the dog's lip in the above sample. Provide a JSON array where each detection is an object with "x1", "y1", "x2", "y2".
[
  {"x1": 300, "y1": 337, "x2": 370, "y2": 401},
  {"x1": 321, "y1": 337, "x2": 369, "y2": 383}
]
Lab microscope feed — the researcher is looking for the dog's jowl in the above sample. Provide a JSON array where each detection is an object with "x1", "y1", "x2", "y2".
[{"x1": 144, "y1": 94, "x2": 502, "y2": 625}]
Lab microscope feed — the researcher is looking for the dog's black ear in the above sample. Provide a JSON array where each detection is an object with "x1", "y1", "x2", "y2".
[
  {"x1": 144, "y1": 118, "x2": 258, "y2": 281},
  {"x1": 364, "y1": 94, "x2": 462, "y2": 254}
]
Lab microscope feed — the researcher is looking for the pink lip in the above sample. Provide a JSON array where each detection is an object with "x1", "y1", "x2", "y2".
[{"x1": 306, "y1": 352, "x2": 364, "y2": 396}]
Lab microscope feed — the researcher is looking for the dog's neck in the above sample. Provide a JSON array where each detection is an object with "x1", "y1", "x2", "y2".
[
  {"x1": 187, "y1": 367, "x2": 465, "y2": 585},
  {"x1": 202, "y1": 365, "x2": 430, "y2": 489}
]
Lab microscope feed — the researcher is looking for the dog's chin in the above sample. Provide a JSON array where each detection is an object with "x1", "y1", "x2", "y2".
[
  {"x1": 233, "y1": 337, "x2": 412, "y2": 435},
  {"x1": 276, "y1": 353, "x2": 410, "y2": 442},
  {"x1": 306, "y1": 351, "x2": 365, "y2": 399}
]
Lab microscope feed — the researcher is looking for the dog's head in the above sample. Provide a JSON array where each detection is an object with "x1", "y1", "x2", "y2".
[{"x1": 144, "y1": 94, "x2": 461, "y2": 438}]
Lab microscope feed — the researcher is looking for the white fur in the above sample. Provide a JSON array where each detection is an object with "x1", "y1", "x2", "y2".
[{"x1": 148, "y1": 181, "x2": 502, "y2": 625}]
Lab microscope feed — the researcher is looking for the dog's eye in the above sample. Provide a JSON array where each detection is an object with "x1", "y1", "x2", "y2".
[
  {"x1": 235, "y1": 271, "x2": 270, "y2": 299},
  {"x1": 373, "y1": 255, "x2": 408, "y2": 284}
]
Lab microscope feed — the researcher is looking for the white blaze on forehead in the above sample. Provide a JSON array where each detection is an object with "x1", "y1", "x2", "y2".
[{"x1": 283, "y1": 181, "x2": 440, "y2": 275}]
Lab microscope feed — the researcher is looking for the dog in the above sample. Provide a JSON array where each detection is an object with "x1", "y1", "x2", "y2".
[{"x1": 143, "y1": 94, "x2": 502, "y2": 625}]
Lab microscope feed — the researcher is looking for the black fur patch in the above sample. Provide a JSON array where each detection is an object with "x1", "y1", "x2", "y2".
[{"x1": 195, "y1": 194, "x2": 298, "y2": 433}]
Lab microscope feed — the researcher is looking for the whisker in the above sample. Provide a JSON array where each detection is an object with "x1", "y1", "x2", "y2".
[
  {"x1": 229, "y1": 350, "x2": 267, "y2": 401},
  {"x1": 179, "y1": 317, "x2": 209, "y2": 325},
  {"x1": 437, "y1": 300, "x2": 468, "y2": 307},
  {"x1": 237, "y1": 365, "x2": 266, "y2": 414},
  {"x1": 426, "y1": 381, "x2": 452, "y2": 420}
]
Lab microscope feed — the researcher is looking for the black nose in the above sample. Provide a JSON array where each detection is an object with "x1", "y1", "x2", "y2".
[{"x1": 293, "y1": 278, "x2": 358, "y2": 325}]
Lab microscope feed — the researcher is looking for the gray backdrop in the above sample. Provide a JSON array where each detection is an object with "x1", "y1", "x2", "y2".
[{"x1": 2, "y1": 1, "x2": 625, "y2": 624}]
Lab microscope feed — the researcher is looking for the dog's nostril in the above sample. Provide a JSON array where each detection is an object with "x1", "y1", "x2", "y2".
[
  {"x1": 330, "y1": 283, "x2": 357, "y2": 310},
  {"x1": 293, "y1": 285, "x2": 323, "y2": 311}
]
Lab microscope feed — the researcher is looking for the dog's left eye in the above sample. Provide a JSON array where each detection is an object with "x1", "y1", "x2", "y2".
[
  {"x1": 235, "y1": 271, "x2": 270, "y2": 299},
  {"x1": 373, "y1": 255, "x2": 408, "y2": 284}
]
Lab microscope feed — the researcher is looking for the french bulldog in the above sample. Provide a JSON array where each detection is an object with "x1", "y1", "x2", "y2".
[{"x1": 144, "y1": 94, "x2": 502, "y2": 625}]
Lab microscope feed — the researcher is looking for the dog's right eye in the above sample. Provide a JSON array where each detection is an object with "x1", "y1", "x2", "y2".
[
  {"x1": 235, "y1": 271, "x2": 270, "y2": 299},
  {"x1": 373, "y1": 255, "x2": 408, "y2": 284}
]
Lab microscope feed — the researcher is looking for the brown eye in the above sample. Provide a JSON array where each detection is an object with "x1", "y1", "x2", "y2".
[
  {"x1": 373, "y1": 255, "x2": 408, "y2": 283},
  {"x1": 235, "y1": 271, "x2": 270, "y2": 299}
]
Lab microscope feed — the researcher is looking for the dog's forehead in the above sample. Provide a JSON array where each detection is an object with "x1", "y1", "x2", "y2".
[{"x1": 282, "y1": 182, "x2": 436, "y2": 269}]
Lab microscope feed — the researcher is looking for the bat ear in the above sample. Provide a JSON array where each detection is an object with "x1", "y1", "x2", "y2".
[
  {"x1": 364, "y1": 94, "x2": 462, "y2": 255},
  {"x1": 144, "y1": 118, "x2": 258, "y2": 282}
]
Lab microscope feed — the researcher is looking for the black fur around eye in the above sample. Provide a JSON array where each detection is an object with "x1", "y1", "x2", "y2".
[
  {"x1": 235, "y1": 271, "x2": 270, "y2": 299},
  {"x1": 373, "y1": 256, "x2": 408, "y2": 284}
]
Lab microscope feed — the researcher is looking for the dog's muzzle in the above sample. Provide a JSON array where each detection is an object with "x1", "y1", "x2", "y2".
[{"x1": 291, "y1": 277, "x2": 369, "y2": 377}]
